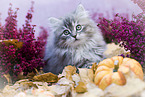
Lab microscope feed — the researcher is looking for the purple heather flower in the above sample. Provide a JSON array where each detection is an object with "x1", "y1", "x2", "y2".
[
  {"x1": 0, "y1": 2, "x2": 48, "y2": 78},
  {"x1": 96, "y1": 13, "x2": 145, "y2": 65}
]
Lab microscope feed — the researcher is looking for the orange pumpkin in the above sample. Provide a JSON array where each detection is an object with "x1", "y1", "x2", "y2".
[{"x1": 94, "y1": 56, "x2": 143, "y2": 90}]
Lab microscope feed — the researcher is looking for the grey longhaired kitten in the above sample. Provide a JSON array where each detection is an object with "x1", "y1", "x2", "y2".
[{"x1": 43, "y1": 4, "x2": 106, "y2": 74}]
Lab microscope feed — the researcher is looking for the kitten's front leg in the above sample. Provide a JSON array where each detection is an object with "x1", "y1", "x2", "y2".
[
  {"x1": 75, "y1": 59, "x2": 93, "y2": 69},
  {"x1": 84, "y1": 60, "x2": 98, "y2": 69}
]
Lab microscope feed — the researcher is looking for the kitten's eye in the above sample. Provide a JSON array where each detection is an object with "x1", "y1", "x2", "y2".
[
  {"x1": 63, "y1": 30, "x2": 70, "y2": 35},
  {"x1": 76, "y1": 24, "x2": 82, "y2": 31}
]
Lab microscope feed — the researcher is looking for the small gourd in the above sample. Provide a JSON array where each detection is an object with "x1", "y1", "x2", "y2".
[{"x1": 94, "y1": 56, "x2": 143, "y2": 90}]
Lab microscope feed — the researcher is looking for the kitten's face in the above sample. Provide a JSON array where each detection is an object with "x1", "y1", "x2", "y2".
[{"x1": 49, "y1": 4, "x2": 97, "y2": 48}]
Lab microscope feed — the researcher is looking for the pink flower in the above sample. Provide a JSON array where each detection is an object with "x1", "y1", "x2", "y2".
[
  {"x1": 96, "y1": 13, "x2": 145, "y2": 65},
  {"x1": 0, "y1": 2, "x2": 48, "y2": 78}
]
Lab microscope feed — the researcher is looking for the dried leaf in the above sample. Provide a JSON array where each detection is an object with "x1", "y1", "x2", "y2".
[
  {"x1": 19, "y1": 82, "x2": 38, "y2": 90},
  {"x1": 75, "y1": 82, "x2": 87, "y2": 93},
  {"x1": 33, "y1": 72, "x2": 58, "y2": 83},
  {"x1": 75, "y1": 83, "x2": 104, "y2": 97},
  {"x1": 14, "y1": 79, "x2": 29, "y2": 84},
  {"x1": 91, "y1": 63, "x2": 98, "y2": 74},
  {"x1": 78, "y1": 68, "x2": 94, "y2": 83},
  {"x1": 60, "y1": 65, "x2": 77, "y2": 80},
  {"x1": 3, "y1": 73, "x2": 12, "y2": 84},
  {"x1": 17, "y1": 72, "x2": 36, "y2": 80},
  {"x1": 48, "y1": 85, "x2": 71, "y2": 96},
  {"x1": 57, "y1": 77, "x2": 74, "y2": 86},
  {"x1": 103, "y1": 43, "x2": 130, "y2": 58},
  {"x1": 72, "y1": 74, "x2": 81, "y2": 87}
]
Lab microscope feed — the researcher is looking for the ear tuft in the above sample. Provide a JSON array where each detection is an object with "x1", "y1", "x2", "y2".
[
  {"x1": 75, "y1": 4, "x2": 89, "y2": 17},
  {"x1": 76, "y1": 4, "x2": 85, "y2": 13}
]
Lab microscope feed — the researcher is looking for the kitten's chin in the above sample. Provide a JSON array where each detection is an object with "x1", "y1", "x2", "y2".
[{"x1": 69, "y1": 39, "x2": 86, "y2": 47}]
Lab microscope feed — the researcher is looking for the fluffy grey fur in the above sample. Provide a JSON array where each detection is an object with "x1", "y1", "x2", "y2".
[{"x1": 43, "y1": 4, "x2": 106, "y2": 74}]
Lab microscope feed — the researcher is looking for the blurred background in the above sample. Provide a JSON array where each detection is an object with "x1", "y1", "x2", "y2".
[{"x1": 0, "y1": 0, "x2": 143, "y2": 37}]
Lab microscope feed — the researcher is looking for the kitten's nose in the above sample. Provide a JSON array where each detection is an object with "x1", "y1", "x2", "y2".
[
  {"x1": 72, "y1": 34, "x2": 78, "y2": 40},
  {"x1": 71, "y1": 33, "x2": 78, "y2": 40},
  {"x1": 73, "y1": 35, "x2": 77, "y2": 38}
]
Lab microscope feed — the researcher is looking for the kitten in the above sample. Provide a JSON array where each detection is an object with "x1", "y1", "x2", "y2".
[{"x1": 43, "y1": 4, "x2": 106, "y2": 74}]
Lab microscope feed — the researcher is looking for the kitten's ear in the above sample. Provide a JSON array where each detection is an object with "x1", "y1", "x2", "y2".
[
  {"x1": 48, "y1": 17, "x2": 61, "y2": 27},
  {"x1": 76, "y1": 4, "x2": 86, "y2": 13},
  {"x1": 75, "y1": 4, "x2": 88, "y2": 17}
]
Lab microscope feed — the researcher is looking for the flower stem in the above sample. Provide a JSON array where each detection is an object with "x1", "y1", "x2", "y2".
[{"x1": 113, "y1": 60, "x2": 119, "y2": 72}]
